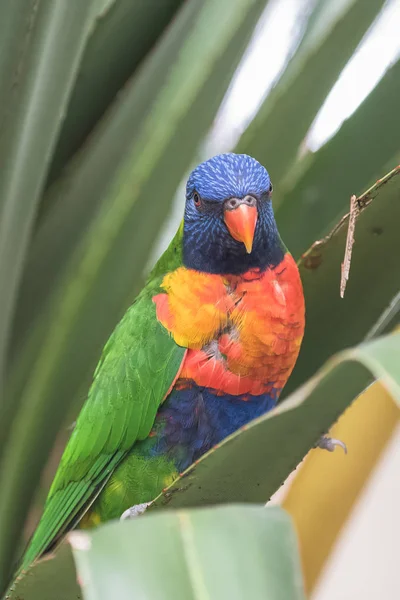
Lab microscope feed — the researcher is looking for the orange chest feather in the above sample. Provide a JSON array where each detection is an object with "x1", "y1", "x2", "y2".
[{"x1": 153, "y1": 254, "x2": 305, "y2": 396}]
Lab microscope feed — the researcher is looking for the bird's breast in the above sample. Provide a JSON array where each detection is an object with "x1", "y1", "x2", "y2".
[{"x1": 153, "y1": 253, "x2": 305, "y2": 397}]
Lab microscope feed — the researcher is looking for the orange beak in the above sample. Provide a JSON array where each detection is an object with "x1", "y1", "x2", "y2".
[{"x1": 224, "y1": 203, "x2": 258, "y2": 254}]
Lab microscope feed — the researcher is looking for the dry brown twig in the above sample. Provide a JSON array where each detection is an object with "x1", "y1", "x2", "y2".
[{"x1": 340, "y1": 194, "x2": 359, "y2": 298}]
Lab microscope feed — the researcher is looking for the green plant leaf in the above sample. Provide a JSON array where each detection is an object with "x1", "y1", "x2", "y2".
[
  {"x1": 8, "y1": 162, "x2": 400, "y2": 600},
  {"x1": 286, "y1": 164, "x2": 400, "y2": 395},
  {"x1": 46, "y1": 0, "x2": 185, "y2": 188},
  {"x1": 149, "y1": 331, "x2": 400, "y2": 511},
  {"x1": 10, "y1": 0, "x2": 270, "y2": 363},
  {"x1": 9, "y1": 505, "x2": 304, "y2": 600},
  {"x1": 0, "y1": 0, "x2": 270, "y2": 591},
  {"x1": 235, "y1": 0, "x2": 385, "y2": 188},
  {"x1": 8, "y1": 544, "x2": 80, "y2": 600},
  {"x1": 10, "y1": 328, "x2": 400, "y2": 598},
  {"x1": 0, "y1": 0, "x2": 94, "y2": 404},
  {"x1": 274, "y1": 57, "x2": 400, "y2": 258},
  {"x1": 72, "y1": 506, "x2": 304, "y2": 600}
]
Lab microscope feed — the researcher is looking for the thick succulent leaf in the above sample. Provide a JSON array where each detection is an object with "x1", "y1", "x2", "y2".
[
  {"x1": 149, "y1": 331, "x2": 400, "y2": 511},
  {"x1": 10, "y1": 506, "x2": 304, "y2": 600},
  {"x1": 0, "y1": 2, "x2": 33, "y2": 122},
  {"x1": 10, "y1": 330, "x2": 400, "y2": 598},
  {"x1": 72, "y1": 506, "x2": 304, "y2": 600},
  {"x1": 10, "y1": 0, "x2": 192, "y2": 360},
  {"x1": 286, "y1": 164, "x2": 400, "y2": 395},
  {"x1": 46, "y1": 0, "x2": 185, "y2": 187},
  {"x1": 283, "y1": 380, "x2": 400, "y2": 595},
  {"x1": 0, "y1": 0, "x2": 270, "y2": 591},
  {"x1": 10, "y1": 0, "x2": 270, "y2": 364},
  {"x1": 8, "y1": 544, "x2": 80, "y2": 600},
  {"x1": 235, "y1": 0, "x2": 385, "y2": 188},
  {"x1": 275, "y1": 58, "x2": 400, "y2": 258},
  {"x1": 0, "y1": 0, "x2": 93, "y2": 411}
]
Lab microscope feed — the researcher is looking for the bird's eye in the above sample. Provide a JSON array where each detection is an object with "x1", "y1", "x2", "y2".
[
  {"x1": 193, "y1": 192, "x2": 202, "y2": 207},
  {"x1": 269, "y1": 182, "x2": 273, "y2": 194}
]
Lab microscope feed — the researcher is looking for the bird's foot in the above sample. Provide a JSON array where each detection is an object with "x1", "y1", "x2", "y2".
[
  {"x1": 120, "y1": 502, "x2": 151, "y2": 521},
  {"x1": 316, "y1": 435, "x2": 347, "y2": 454}
]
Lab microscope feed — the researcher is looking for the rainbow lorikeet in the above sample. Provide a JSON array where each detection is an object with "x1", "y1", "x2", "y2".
[{"x1": 22, "y1": 153, "x2": 306, "y2": 570}]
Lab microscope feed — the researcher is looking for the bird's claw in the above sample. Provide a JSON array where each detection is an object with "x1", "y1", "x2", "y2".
[
  {"x1": 316, "y1": 435, "x2": 347, "y2": 454},
  {"x1": 120, "y1": 502, "x2": 151, "y2": 521}
]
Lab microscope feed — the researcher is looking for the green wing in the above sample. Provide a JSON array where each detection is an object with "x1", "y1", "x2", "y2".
[{"x1": 21, "y1": 226, "x2": 185, "y2": 570}]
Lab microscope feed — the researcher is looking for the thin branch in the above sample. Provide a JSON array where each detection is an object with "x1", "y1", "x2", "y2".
[{"x1": 340, "y1": 195, "x2": 359, "y2": 298}]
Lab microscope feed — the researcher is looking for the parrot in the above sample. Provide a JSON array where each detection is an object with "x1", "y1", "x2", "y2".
[{"x1": 21, "y1": 153, "x2": 307, "y2": 572}]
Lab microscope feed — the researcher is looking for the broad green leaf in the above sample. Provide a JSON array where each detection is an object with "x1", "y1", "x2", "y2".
[
  {"x1": 235, "y1": 0, "x2": 385, "y2": 188},
  {"x1": 286, "y1": 163, "x2": 400, "y2": 395},
  {"x1": 71, "y1": 506, "x2": 304, "y2": 600},
  {"x1": 8, "y1": 544, "x2": 80, "y2": 600},
  {"x1": 149, "y1": 331, "x2": 400, "y2": 511},
  {"x1": 0, "y1": 0, "x2": 94, "y2": 408},
  {"x1": 10, "y1": 506, "x2": 304, "y2": 600},
  {"x1": 0, "y1": 0, "x2": 270, "y2": 592},
  {"x1": 0, "y1": 3, "x2": 32, "y2": 121},
  {"x1": 46, "y1": 0, "x2": 185, "y2": 188},
  {"x1": 10, "y1": 0, "x2": 270, "y2": 364},
  {"x1": 10, "y1": 333, "x2": 400, "y2": 600},
  {"x1": 10, "y1": 330, "x2": 400, "y2": 598},
  {"x1": 275, "y1": 58, "x2": 400, "y2": 258}
]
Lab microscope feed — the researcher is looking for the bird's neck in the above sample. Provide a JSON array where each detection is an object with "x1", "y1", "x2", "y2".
[{"x1": 183, "y1": 224, "x2": 285, "y2": 275}]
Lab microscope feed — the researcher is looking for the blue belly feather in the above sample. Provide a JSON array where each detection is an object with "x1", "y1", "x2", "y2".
[{"x1": 137, "y1": 384, "x2": 279, "y2": 472}]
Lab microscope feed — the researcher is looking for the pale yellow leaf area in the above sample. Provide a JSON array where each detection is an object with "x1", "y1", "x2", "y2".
[{"x1": 283, "y1": 381, "x2": 400, "y2": 595}]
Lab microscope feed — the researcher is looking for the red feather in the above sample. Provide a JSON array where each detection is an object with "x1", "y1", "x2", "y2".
[{"x1": 153, "y1": 253, "x2": 305, "y2": 397}]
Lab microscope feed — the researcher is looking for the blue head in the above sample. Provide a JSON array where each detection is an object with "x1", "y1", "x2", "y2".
[{"x1": 183, "y1": 153, "x2": 284, "y2": 274}]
